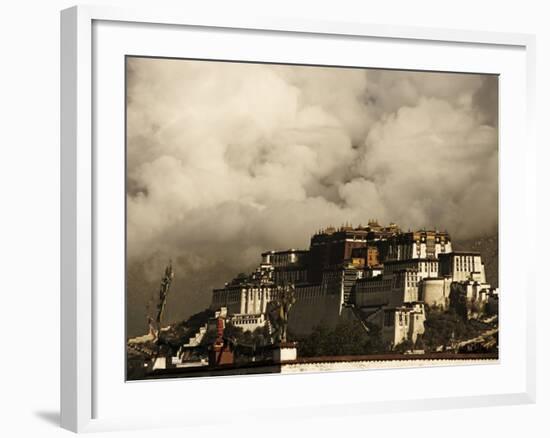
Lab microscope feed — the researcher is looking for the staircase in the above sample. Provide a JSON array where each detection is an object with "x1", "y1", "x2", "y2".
[
  {"x1": 265, "y1": 318, "x2": 273, "y2": 336},
  {"x1": 348, "y1": 304, "x2": 373, "y2": 333},
  {"x1": 183, "y1": 323, "x2": 208, "y2": 347}
]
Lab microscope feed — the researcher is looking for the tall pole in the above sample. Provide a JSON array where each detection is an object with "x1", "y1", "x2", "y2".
[
  {"x1": 153, "y1": 261, "x2": 174, "y2": 367},
  {"x1": 156, "y1": 261, "x2": 174, "y2": 335}
]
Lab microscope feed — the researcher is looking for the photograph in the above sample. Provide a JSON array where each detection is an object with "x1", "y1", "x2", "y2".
[
  {"x1": 125, "y1": 57, "x2": 499, "y2": 380},
  {"x1": 1, "y1": 0, "x2": 543, "y2": 435}
]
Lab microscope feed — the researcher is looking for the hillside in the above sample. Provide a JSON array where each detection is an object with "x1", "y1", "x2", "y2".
[{"x1": 453, "y1": 234, "x2": 499, "y2": 287}]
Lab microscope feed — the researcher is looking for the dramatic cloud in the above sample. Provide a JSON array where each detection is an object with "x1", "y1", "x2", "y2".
[{"x1": 126, "y1": 58, "x2": 498, "y2": 336}]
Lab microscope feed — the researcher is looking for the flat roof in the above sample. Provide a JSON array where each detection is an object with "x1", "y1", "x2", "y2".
[
  {"x1": 439, "y1": 251, "x2": 482, "y2": 257},
  {"x1": 261, "y1": 249, "x2": 309, "y2": 255},
  {"x1": 384, "y1": 258, "x2": 439, "y2": 264}
]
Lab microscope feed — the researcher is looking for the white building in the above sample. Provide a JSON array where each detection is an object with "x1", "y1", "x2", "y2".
[
  {"x1": 354, "y1": 268, "x2": 420, "y2": 309},
  {"x1": 384, "y1": 258, "x2": 440, "y2": 280},
  {"x1": 228, "y1": 313, "x2": 267, "y2": 332},
  {"x1": 419, "y1": 277, "x2": 453, "y2": 308},
  {"x1": 367, "y1": 303, "x2": 426, "y2": 347},
  {"x1": 386, "y1": 230, "x2": 452, "y2": 261},
  {"x1": 439, "y1": 252, "x2": 487, "y2": 283},
  {"x1": 210, "y1": 233, "x2": 495, "y2": 348},
  {"x1": 211, "y1": 263, "x2": 276, "y2": 315}
]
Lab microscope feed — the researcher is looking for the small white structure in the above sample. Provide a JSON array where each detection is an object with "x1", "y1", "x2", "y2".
[
  {"x1": 368, "y1": 303, "x2": 426, "y2": 347},
  {"x1": 152, "y1": 356, "x2": 168, "y2": 370},
  {"x1": 228, "y1": 313, "x2": 267, "y2": 332},
  {"x1": 453, "y1": 280, "x2": 492, "y2": 302},
  {"x1": 450, "y1": 280, "x2": 496, "y2": 318},
  {"x1": 439, "y1": 252, "x2": 487, "y2": 283},
  {"x1": 272, "y1": 343, "x2": 298, "y2": 363}
]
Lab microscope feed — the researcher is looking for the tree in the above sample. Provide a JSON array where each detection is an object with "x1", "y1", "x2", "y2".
[
  {"x1": 422, "y1": 308, "x2": 477, "y2": 351},
  {"x1": 251, "y1": 326, "x2": 271, "y2": 347},
  {"x1": 414, "y1": 335, "x2": 426, "y2": 351},
  {"x1": 485, "y1": 298, "x2": 499, "y2": 317},
  {"x1": 222, "y1": 322, "x2": 245, "y2": 342},
  {"x1": 297, "y1": 320, "x2": 388, "y2": 357},
  {"x1": 394, "y1": 339, "x2": 414, "y2": 353},
  {"x1": 363, "y1": 322, "x2": 387, "y2": 354}
]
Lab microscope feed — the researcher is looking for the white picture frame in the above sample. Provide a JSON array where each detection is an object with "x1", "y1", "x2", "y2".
[{"x1": 60, "y1": 4, "x2": 536, "y2": 433}]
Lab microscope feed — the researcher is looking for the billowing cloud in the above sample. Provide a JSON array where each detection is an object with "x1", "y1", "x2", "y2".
[{"x1": 126, "y1": 58, "x2": 498, "y2": 336}]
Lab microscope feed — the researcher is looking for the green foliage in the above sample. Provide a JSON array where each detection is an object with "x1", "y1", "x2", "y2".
[
  {"x1": 422, "y1": 308, "x2": 477, "y2": 351},
  {"x1": 251, "y1": 325, "x2": 272, "y2": 347},
  {"x1": 485, "y1": 298, "x2": 499, "y2": 316},
  {"x1": 394, "y1": 338, "x2": 414, "y2": 353},
  {"x1": 222, "y1": 322, "x2": 244, "y2": 341},
  {"x1": 222, "y1": 324, "x2": 271, "y2": 349},
  {"x1": 297, "y1": 320, "x2": 387, "y2": 357},
  {"x1": 414, "y1": 335, "x2": 426, "y2": 351},
  {"x1": 363, "y1": 322, "x2": 388, "y2": 353}
]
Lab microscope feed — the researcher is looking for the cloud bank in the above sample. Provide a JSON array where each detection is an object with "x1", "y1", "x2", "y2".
[{"x1": 126, "y1": 58, "x2": 498, "y2": 336}]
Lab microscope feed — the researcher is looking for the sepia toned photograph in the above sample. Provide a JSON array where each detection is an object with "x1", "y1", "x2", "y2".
[{"x1": 125, "y1": 57, "x2": 499, "y2": 380}]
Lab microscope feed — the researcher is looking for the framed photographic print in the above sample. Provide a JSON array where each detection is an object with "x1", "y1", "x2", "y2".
[{"x1": 61, "y1": 5, "x2": 536, "y2": 433}]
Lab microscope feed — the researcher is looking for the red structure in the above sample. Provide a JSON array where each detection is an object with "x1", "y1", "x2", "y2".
[
  {"x1": 208, "y1": 316, "x2": 234, "y2": 367},
  {"x1": 308, "y1": 225, "x2": 368, "y2": 282}
]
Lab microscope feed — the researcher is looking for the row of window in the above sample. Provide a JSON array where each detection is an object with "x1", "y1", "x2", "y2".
[
  {"x1": 384, "y1": 311, "x2": 419, "y2": 327},
  {"x1": 233, "y1": 318, "x2": 260, "y2": 325},
  {"x1": 455, "y1": 256, "x2": 477, "y2": 272},
  {"x1": 356, "y1": 280, "x2": 393, "y2": 294}
]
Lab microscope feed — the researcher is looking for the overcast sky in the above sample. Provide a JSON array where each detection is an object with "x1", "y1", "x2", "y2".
[{"x1": 126, "y1": 57, "x2": 498, "y2": 337}]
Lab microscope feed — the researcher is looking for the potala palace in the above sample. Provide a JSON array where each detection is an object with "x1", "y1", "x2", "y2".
[{"x1": 211, "y1": 221, "x2": 499, "y2": 348}]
